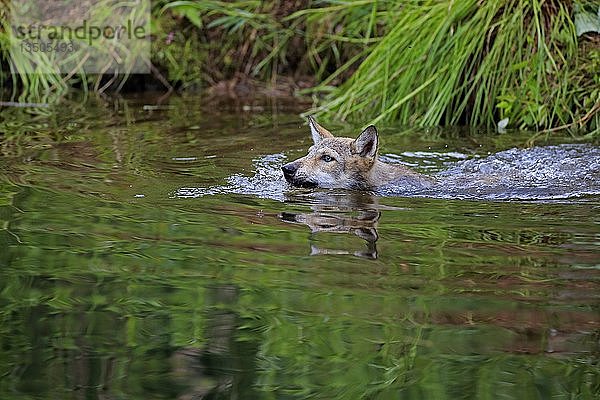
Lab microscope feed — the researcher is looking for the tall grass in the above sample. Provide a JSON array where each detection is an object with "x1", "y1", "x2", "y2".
[
  {"x1": 312, "y1": 0, "x2": 599, "y2": 133},
  {"x1": 158, "y1": 0, "x2": 600, "y2": 133},
  {"x1": 159, "y1": 0, "x2": 377, "y2": 84},
  {"x1": 0, "y1": 3, "x2": 68, "y2": 98},
  {"x1": 1, "y1": 0, "x2": 598, "y2": 134},
  {"x1": 0, "y1": 0, "x2": 150, "y2": 99}
]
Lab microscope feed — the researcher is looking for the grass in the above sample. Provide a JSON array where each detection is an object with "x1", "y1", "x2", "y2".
[
  {"x1": 0, "y1": 0, "x2": 150, "y2": 99},
  {"x1": 1, "y1": 0, "x2": 599, "y2": 134},
  {"x1": 157, "y1": 0, "x2": 375, "y2": 86},
  {"x1": 311, "y1": 0, "x2": 599, "y2": 135}
]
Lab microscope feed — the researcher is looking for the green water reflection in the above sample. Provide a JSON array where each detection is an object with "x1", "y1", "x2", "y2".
[{"x1": 0, "y1": 95, "x2": 598, "y2": 399}]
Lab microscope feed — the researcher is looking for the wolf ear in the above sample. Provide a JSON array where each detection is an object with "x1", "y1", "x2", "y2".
[
  {"x1": 352, "y1": 125, "x2": 378, "y2": 159},
  {"x1": 308, "y1": 116, "x2": 333, "y2": 144}
]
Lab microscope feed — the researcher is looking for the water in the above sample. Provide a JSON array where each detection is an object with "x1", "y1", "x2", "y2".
[
  {"x1": 182, "y1": 144, "x2": 600, "y2": 201},
  {"x1": 1, "y1": 95, "x2": 599, "y2": 399}
]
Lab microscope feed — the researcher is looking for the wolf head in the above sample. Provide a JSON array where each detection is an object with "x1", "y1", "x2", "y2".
[{"x1": 282, "y1": 117, "x2": 379, "y2": 190}]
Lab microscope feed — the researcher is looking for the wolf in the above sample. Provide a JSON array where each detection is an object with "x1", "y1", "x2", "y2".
[{"x1": 282, "y1": 116, "x2": 431, "y2": 190}]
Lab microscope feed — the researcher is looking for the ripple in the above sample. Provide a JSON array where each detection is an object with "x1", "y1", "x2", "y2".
[
  {"x1": 175, "y1": 145, "x2": 600, "y2": 202},
  {"x1": 174, "y1": 153, "x2": 289, "y2": 201}
]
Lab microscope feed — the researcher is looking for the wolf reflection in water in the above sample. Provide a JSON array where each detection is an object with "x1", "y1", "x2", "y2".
[{"x1": 280, "y1": 191, "x2": 381, "y2": 259}]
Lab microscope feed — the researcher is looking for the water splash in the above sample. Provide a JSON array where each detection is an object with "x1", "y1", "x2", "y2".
[
  {"x1": 175, "y1": 153, "x2": 290, "y2": 201},
  {"x1": 175, "y1": 145, "x2": 600, "y2": 202},
  {"x1": 381, "y1": 144, "x2": 600, "y2": 200}
]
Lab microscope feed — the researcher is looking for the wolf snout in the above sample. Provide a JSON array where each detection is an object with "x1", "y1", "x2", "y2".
[{"x1": 281, "y1": 162, "x2": 298, "y2": 180}]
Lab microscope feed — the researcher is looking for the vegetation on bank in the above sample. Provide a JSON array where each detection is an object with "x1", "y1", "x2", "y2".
[{"x1": 0, "y1": 1, "x2": 599, "y2": 134}]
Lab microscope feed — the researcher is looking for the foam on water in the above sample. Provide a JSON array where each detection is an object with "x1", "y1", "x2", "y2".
[
  {"x1": 175, "y1": 153, "x2": 290, "y2": 201},
  {"x1": 175, "y1": 144, "x2": 600, "y2": 202},
  {"x1": 382, "y1": 144, "x2": 600, "y2": 200}
]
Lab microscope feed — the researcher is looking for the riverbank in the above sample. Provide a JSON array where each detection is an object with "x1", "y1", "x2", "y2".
[{"x1": 1, "y1": 1, "x2": 599, "y2": 134}]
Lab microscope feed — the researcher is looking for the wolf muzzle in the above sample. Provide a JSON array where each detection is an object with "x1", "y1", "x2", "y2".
[
  {"x1": 281, "y1": 162, "x2": 317, "y2": 188},
  {"x1": 281, "y1": 162, "x2": 298, "y2": 181}
]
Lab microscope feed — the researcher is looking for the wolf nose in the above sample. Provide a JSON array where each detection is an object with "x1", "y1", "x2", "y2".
[{"x1": 281, "y1": 163, "x2": 297, "y2": 177}]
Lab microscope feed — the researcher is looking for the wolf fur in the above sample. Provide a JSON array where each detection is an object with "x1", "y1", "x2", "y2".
[{"x1": 282, "y1": 117, "x2": 429, "y2": 190}]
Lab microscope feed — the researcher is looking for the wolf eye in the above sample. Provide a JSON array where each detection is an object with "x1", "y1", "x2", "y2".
[{"x1": 322, "y1": 155, "x2": 334, "y2": 162}]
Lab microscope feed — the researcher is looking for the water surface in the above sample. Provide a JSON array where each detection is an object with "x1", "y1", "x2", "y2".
[{"x1": 0, "y1": 95, "x2": 599, "y2": 399}]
